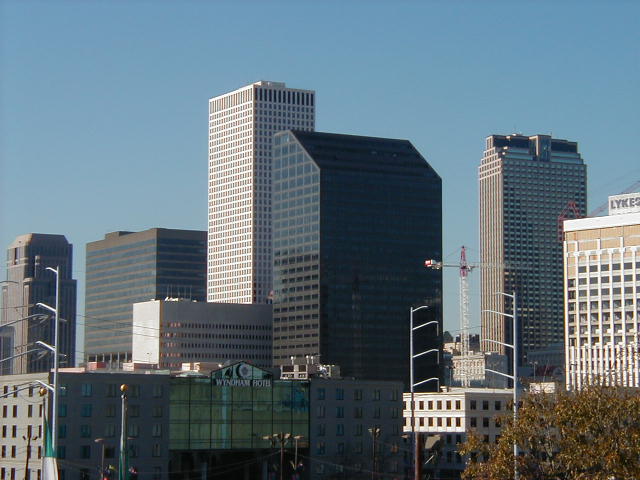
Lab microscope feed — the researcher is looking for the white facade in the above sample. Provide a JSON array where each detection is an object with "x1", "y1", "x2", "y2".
[
  {"x1": 564, "y1": 209, "x2": 640, "y2": 390},
  {"x1": 207, "y1": 81, "x2": 315, "y2": 303},
  {"x1": 403, "y1": 388, "x2": 512, "y2": 473},
  {"x1": 132, "y1": 299, "x2": 273, "y2": 369}
]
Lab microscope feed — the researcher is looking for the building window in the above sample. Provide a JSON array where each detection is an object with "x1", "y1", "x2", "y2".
[
  {"x1": 152, "y1": 444, "x2": 161, "y2": 457},
  {"x1": 106, "y1": 384, "x2": 117, "y2": 397},
  {"x1": 337, "y1": 442, "x2": 345, "y2": 455},
  {"x1": 354, "y1": 389, "x2": 363, "y2": 401},
  {"x1": 373, "y1": 407, "x2": 381, "y2": 419},
  {"x1": 354, "y1": 407, "x2": 363, "y2": 418},
  {"x1": 336, "y1": 407, "x2": 344, "y2": 418},
  {"x1": 470, "y1": 400, "x2": 477, "y2": 410},
  {"x1": 455, "y1": 417, "x2": 461, "y2": 427},
  {"x1": 316, "y1": 442, "x2": 325, "y2": 455},
  {"x1": 152, "y1": 385, "x2": 163, "y2": 398},
  {"x1": 316, "y1": 424, "x2": 325, "y2": 436},
  {"x1": 455, "y1": 400, "x2": 461, "y2": 410},
  {"x1": 81, "y1": 384, "x2": 92, "y2": 397},
  {"x1": 483, "y1": 417, "x2": 489, "y2": 428},
  {"x1": 373, "y1": 390, "x2": 381, "y2": 401},
  {"x1": 105, "y1": 405, "x2": 116, "y2": 417},
  {"x1": 80, "y1": 425, "x2": 91, "y2": 438},
  {"x1": 152, "y1": 424, "x2": 162, "y2": 437},
  {"x1": 81, "y1": 405, "x2": 92, "y2": 417},
  {"x1": 482, "y1": 401, "x2": 489, "y2": 410},
  {"x1": 317, "y1": 388, "x2": 325, "y2": 400},
  {"x1": 129, "y1": 405, "x2": 140, "y2": 418},
  {"x1": 336, "y1": 424, "x2": 344, "y2": 436},
  {"x1": 495, "y1": 401, "x2": 501, "y2": 411},
  {"x1": 152, "y1": 406, "x2": 163, "y2": 418},
  {"x1": 470, "y1": 417, "x2": 477, "y2": 428},
  {"x1": 316, "y1": 406, "x2": 325, "y2": 418},
  {"x1": 80, "y1": 445, "x2": 91, "y2": 459},
  {"x1": 336, "y1": 388, "x2": 344, "y2": 400}
]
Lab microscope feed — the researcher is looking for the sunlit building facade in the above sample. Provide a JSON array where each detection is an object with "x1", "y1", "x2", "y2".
[{"x1": 208, "y1": 81, "x2": 315, "y2": 304}]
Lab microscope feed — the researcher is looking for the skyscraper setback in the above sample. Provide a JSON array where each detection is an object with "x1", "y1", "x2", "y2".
[
  {"x1": 208, "y1": 81, "x2": 315, "y2": 304},
  {"x1": 1, "y1": 234, "x2": 77, "y2": 374},
  {"x1": 479, "y1": 134, "x2": 587, "y2": 366}
]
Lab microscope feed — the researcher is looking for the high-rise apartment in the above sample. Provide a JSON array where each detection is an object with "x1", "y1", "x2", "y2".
[
  {"x1": 208, "y1": 81, "x2": 315, "y2": 304},
  {"x1": 272, "y1": 130, "x2": 442, "y2": 385},
  {"x1": 1, "y1": 234, "x2": 77, "y2": 374},
  {"x1": 564, "y1": 192, "x2": 640, "y2": 390},
  {"x1": 85, "y1": 229, "x2": 206, "y2": 365},
  {"x1": 479, "y1": 134, "x2": 587, "y2": 366}
]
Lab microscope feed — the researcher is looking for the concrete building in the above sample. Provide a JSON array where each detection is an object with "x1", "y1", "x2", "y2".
[
  {"x1": 403, "y1": 388, "x2": 513, "y2": 479},
  {"x1": 479, "y1": 134, "x2": 587, "y2": 366},
  {"x1": 308, "y1": 377, "x2": 404, "y2": 480},
  {"x1": 1, "y1": 234, "x2": 77, "y2": 374},
  {"x1": 448, "y1": 352, "x2": 508, "y2": 388},
  {"x1": 272, "y1": 130, "x2": 442, "y2": 385},
  {"x1": 208, "y1": 81, "x2": 315, "y2": 304},
  {"x1": 564, "y1": 192, "x2": 640, "y2": 390},
  {"x1": 0, "y1": 367, "x2": 170, "y2": 480},
  {"x1": 132, "y1": 299, "x2": 272, "y2": 369},
  {"x1": 85, "y1": 229, "x2": 206, "y2": 366}
]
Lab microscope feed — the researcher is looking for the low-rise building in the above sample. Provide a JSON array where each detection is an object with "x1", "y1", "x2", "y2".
[
  {"x1": 403, "y1": 388, "x2": 513, "y2": 479},
  {"x1": 132, "y1": 299, "x2": 272, "y2": 369}
]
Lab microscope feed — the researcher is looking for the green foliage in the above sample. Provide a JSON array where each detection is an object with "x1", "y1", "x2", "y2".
[{"x1": 459, "y1": 386, "x2": 640, "y2": 480}]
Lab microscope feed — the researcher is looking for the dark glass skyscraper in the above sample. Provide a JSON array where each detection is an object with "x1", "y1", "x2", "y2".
[
  {"x1": 1, "y1": 234, "x2": 77, "y2": 374},
  {"x1": 272, "y1": 131, "x2": 442, "y2": 386},
  {"x1": 85, "y1": 228, "x2": 206, "y2": 365}
]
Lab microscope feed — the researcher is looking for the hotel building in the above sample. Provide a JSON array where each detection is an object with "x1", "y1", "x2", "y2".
[
  {"x1": 564, "y1": 192, "x2": 640, "y2": 390},
  {"x1": 208, "y1": 81, "x2": 315, "y2": 304}
]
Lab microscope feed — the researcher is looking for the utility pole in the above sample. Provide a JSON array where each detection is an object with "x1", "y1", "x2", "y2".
[
  {"x1": 23, "y1": 426, "x2": 39, "y2": 480},
  {"x1": 368, "y1": 426, "x2": 381, "y2": 479}
]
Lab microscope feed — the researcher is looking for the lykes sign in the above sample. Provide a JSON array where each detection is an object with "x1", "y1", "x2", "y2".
[{"x1": 609, "y1": 193, "x2": 640, "y2": 216}]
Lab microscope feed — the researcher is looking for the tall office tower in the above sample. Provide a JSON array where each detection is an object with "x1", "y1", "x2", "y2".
[
  {"x1": 272, "y1": 131, "x2": 442, "y2": 385},
  {"x1": 479, "y1": 134, "x2": 587, "y2": 366},
  {"x1": 564, "y1": 192, "x2": 640, "y2": 390},
  {"x1": 1, "y1": 234, "x2": 77, "y2": 374},
  {"x1": 208, "y1": 81, "x2": 315, "y2": 304},
  {"x1": 85, "y1": 229, "x2": 206, "y2": 365}
]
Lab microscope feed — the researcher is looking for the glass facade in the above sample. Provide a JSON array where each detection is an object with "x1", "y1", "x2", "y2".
[
  {"x1": 272, "y1": 131, "x2": 443, "y2": 387},
  {"x1": 85, "y1": 229, "x2": 206, "y2": 359},
  {"x1": 170, "y1": 369, "x2": 309, "y2": 450}
]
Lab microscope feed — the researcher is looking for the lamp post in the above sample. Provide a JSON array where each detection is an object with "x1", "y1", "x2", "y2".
[
  {"x1": 482, "y1": 291, "x2": 518, "y2": 480},
  {"x1": 409, "y1": 305, "x2": 439, "y2": 480},
  {"x1": 292, "y1": 435, "x2": 304, "y2": 476},
  {"x1": 95, "y1": 438, "x2": 106, "y2": 480},
  {"x1": 119, "y1": 384, "x2": 129, "y2": 480},
  {"x1": 368, "y1": 426, "x2": 381, "y2": 480},
  {"x1": 263, "y1": 433, "x2": 291, "y2": 480},
  {"x1": 34, "y1": 265, "x2": 60, "y2": 457}
]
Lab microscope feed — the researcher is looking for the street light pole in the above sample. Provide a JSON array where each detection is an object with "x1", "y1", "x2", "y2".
[
  {"x1": 95, "y1": 438, "x2": 106, "y2": 480},
  {"x1": 409, "y1": 305, "x2": 438, "y2": 480},
  {"x1": 482, "y1": 291, "x2": 518, "y2": 480},
  {"x1": 35, "y1": 265, "x2": 60, "y2": 457},
  {"x1": 368, "y1": 426, "x2": 381, "y2": 480}
]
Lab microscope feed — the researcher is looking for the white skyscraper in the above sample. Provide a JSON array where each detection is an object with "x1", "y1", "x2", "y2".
[{"x1": 208, "y1": 81, "x2": 315, "y2": 303}]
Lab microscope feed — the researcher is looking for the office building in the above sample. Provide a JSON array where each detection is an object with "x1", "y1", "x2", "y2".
[
  {"x1": 208, "y1": 81, "x2": 315, "y2": 304},
  {"x1": 0, "y1": 368, "x2": 170, "y2": 480},
  {"x1": 564, "y1": 192, "x2": 640, "y2": 390},
  {"x1": 403, "y1": 388, "x2": 513, "y2": 479},
  {"x1": 85, "y1": 229, "x2": 206, "y2": 365},
  {"x1": 479, "y1": 134, "x2": 587, "y2": 365},
  {"x1": 132, "y1": 299, "x2": 272, "y2": 369},
  {"x1": 1, "y1": 234, "x2": 77, "y2": 374},
  {"x1": 272, "y1": 130, "x2": 442, "y2": 385}
]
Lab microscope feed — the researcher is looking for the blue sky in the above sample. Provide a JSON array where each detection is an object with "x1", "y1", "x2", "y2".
[{"x1": 1, "y1": 1, "x2": 639, "y2": 347}]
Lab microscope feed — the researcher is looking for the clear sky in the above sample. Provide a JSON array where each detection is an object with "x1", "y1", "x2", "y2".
[{"x1": 1, "y1": 0, "x2": 639, "y2": 355}]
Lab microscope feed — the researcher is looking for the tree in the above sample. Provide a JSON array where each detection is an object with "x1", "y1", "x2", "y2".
[{"x1": 459, "y1": 385, "x2": 640, "y2": 480}]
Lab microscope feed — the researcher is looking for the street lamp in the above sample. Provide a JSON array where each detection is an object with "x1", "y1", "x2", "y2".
[
  {"x1": 292, "y1": 435, "x2": 304, "y2": 476},
  {"x1": 34, "y1": 265, "x2": 60, "y2": 458},
  {"x1": 482, "y1": 291, "x2": 518, "y2": 480},
  {"x1": 409, "y1": 305, "x2": 439, "y2": 480},
  {"x1": 262, "y1": 432, "x2": 291, "y2": 480},
  {"x1": 368, "y1": 426, "x2": 381, "y2": 480},
  {"x1": 95, "y1": 438, "x2": 106, "y2": 480}
]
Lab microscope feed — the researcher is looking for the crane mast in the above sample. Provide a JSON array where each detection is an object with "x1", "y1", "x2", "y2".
[{"x1": 425, "y1": 246, "x2": 475, "y2": 387}]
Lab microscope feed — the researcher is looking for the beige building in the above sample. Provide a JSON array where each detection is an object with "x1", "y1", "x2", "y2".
[
  {"x1": 564, "y1": 192, "x2": 640, "y2": 390},
  {"x1": 403, "y1": 388, "x2": 513, "y2": 477}
]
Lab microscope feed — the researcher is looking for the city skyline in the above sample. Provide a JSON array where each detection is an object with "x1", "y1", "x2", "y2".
[{"x1": 1, "y1": 2, "x2": 639, "y2": 338}]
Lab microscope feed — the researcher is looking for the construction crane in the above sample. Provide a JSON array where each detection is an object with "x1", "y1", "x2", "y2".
[{"x1": 425, "y1": 246, "x2": 475, "y2": 387}]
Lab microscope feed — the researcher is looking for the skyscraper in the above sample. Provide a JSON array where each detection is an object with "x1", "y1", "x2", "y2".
[
  {"x1": 1, "y1": 234, "x2": 77, "y2": 374},
  {"x1": 208, "y1": 81, "x2": 315, "y2": 304},
  {"x1": 85, "y1": 229, "x2": 206, "y2": 365},
  {"x1": 479, "y1": 134, "x2": 587, "y2": 366},
  {"x1": 272, "y1": 130, "x2": 442, "y2": 385}
]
